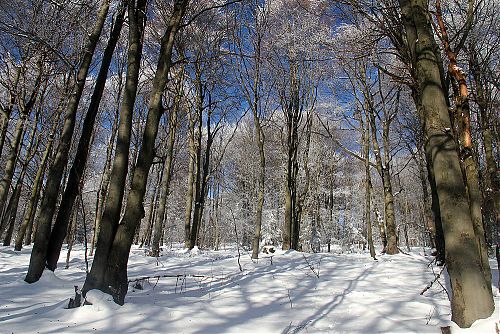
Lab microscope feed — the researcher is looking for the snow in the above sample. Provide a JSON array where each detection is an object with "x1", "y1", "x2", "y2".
[{"x1": 0, "y1": 245, "x2": 498, "y2": 333}]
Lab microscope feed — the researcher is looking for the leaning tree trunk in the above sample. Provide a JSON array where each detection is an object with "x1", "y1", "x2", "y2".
[
  {"x1": 399, "y1": 0, "x2": 494, "y2": 327},
  {"x1": 0, "y1": 67, "x2": 21, "y2": 158},
  {"x1": 45, "y1": 2, "x2": 126, "y2": 271},
  {"x1": 2, "y1": 172, "x2": 24, "y2": 246},
  {"x1": 90, "y1": 90, "x2": 121, "y2": 256},
  {"x1": 0, "y1": 114, "x2": 27, "y2": 237},
  {"x1": 82, "y1": 0, "x2": 147, "y2": 296},
  {"x1": 14, "y1": 103, "x2": 63, "y2": 250},
  {"x1": 84, "y1": 0, "x2": 188, "y2": 305},
  {"x1": 3, "y1": 107, "x2": 40, "y2": 245},
  {"x1": 25, "y1": 0, "x2": 111, "y2": 284}
]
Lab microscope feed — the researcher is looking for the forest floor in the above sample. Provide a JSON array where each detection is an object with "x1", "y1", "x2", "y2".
[{"x1": 0, "y1": 244, "x2": 498, "y2": 333}]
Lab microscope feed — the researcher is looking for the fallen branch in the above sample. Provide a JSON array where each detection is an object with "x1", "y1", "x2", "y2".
[{"x1": 127, "y1": 273, "x2": 224, "y2": 284}]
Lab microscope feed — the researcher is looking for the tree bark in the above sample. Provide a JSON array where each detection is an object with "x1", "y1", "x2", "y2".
[
  {"x1": 90, "y1": 74, "x2": 123, "y2": 256},
  {"x1": 0, "y1": 67, "x2": 21, "y2": 158},
  {"x1": 84, "y1": 0, "x2": 188, "y2": 304},
  {"x1": 399, "y1": 0, "x2": 494, "y2": 326},
  {"x1": 26, "y1": 0, "x2": 111, "y2": 284},
  {"x1": 45, "y1": 2, "x2": 126, "y2": 271},
  {"x1": 434, "y1": 0, "x2": 490, "y2": 287},
  {"x1": 83, "y1": 0, "x2": 147, "y2": 295},
  {"x1": 151, "y1": 68, "x2": 183, "y2": 257},
  {"x1": 184, "y1": 108, "x2": 196, "y2": 248},
  {"x1": 362, "y1": 113, "x2": 376, "y2": 259},
  {"x1": 14, "y1": 103, "x2": 63, "y2": 250},
  {"x1": 0, "y1": 114, "x2": 27, "y2": 237}
]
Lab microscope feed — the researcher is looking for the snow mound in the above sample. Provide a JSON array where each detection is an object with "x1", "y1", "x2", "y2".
[
  {"x1": 189, "y1": 246, "x2": 201, "y2": 256},
  {"x1": 84, "y1": 289, "x2": 120, "y2": 312}
]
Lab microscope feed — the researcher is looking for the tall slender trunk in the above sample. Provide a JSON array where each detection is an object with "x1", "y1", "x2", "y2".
[
  {"x1": 45, "y1": 2, "x2": 126, "y2": 271},
  {"x1": 85, "y1": 0, "x2": 188, "y2": 305},
  {"x1": 2, "y1": 171, "x2": 25, "y2": 246},
  {"x1": 90, "y1": 78, "x2": 123, "y2": 256},
  {"x1": 3, "y1": 106, "x2": 40, "y2": 245},
  {"x1": 0, "y1": 113, "x2": 27, "y2": 237},
  {"x1": 362, "y1": 113, "x2": 376, "y2": 259},
  {"x1": 399, "y1": 0, "x2": 493, "y2": 326},
  {"x1": 83, "y1": 0, "x2": 147, "y2": 295},
  {"x1": 15, "y1": 104, "x2": 63, "y2": 250},
  {"x1": 151, "y1": 69, "x2": 183, "y2": 257},
  {"x1": 26, "y1": 0, "x2": 111, "y2": 284},
  {"x1": 470, "y1": 48, "x2": 499, "y2": 283},
  {"x1": 189, "y1": 64, "x2": 204, "y2": 249},
  {"x1": 184, "y1": 109, "x2": 196, "y2": 248},
  {"x1": 250, "y1": 29, "x2": 266, "y2": 258},
  {"x1": 141, "y1": 173, "x2": 161, "y2": 248},
  {"x1": 0, "y1": 67, "x2": 21, "y2": 158},
  {"x1": 434, "y1": 0, "x2": 490, "y2": 287}
]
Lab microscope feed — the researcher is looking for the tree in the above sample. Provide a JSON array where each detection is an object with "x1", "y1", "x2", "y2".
[
  {"x1": 398, "y1": 0, "x2": 494, "y2": 326},
  {"x1": 83, "y1": 0, "x2": 189, "y2": 305},
  {"x1": 26, "y1": 0, "x2": 111, "y2": 283}
]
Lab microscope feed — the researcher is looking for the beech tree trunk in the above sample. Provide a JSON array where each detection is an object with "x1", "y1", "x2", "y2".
[
  {"x1": 362, "y1": 113, "x2": 376, "y2": 259},
  {"x1": 83, "y1": 0, "x2": 147, "y2": 296},
  {"x1": 45, "y1": 2, "x2": 126, "y2": 272},
  {"x1": 0, "y1": 67, "x2": 21, "y2": 158},
  {"x1": 151, "y1": 68, "x2": 183, "y2": 257},
  {"x1": 26, "y1": 0, "x2": 111, "y2": 284},
  {"x1": 14, "y1": 104, "x2": 63, "y2": 250},
  {"x1": 0, "y1": 114, "x2": 27, "y2": 237},
  {"x1": 84, "y1": 0, "x2": 188, "y2": 305},
  {"x1": 90, "y1": 77, "x2": 123, "y2": 256},
  {"x1": 399, "y1": 0, "x2": 494, "y2": 326}
]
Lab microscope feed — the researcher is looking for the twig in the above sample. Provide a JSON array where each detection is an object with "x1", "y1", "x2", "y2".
[
  {"x1": 229, "y1": 208, "x2": 243, "y2": 272},
  {"x1": 421, "y1": 264, "x2": 447, "y2": 297},
  {"x1": 128, "y1": 273, "x2": 217, "y2": 284},
  {"x1": 302, "y1": 254, "x2": 321, "y2": 278},
  {"x1": 287, "y1": 289, "x2": 293, "y2": 309}
]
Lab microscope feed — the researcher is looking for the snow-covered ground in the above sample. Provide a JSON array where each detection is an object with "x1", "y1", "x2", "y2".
[{"x1": 0, "y1": 245, "x2": 498, "y2": 333}]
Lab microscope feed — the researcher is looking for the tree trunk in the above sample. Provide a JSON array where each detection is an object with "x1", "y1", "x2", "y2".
[
  {"x1": 26, "y1": 0, "x2": 111, "y2": 284},
  {"x1": 90, "y1": 78, "x2": 122, "y2": 256},
  {"x1": 84, "y1": 0, "x2": 188, "y2": 304},
  {"x1": 0, "y1": 114, "x2": 27, "y2": 237},
  {"x1": 151, "y1": 68, "x2": 183, "y2": 257},
  {"x1": 45, "y1": 2, "x2": 126, "y2": 271},
  {"x1": 65, "y1": 207, "x2": 78, "y2": 269},
  {"x1": 15, "y1": 104, "x2": 62, "y2": 250},
  {"x1": 0, "y1": 67, "x2": 21, "y2": 158},
  {"x1": 434, "y1": 0, "x2": 491, "y2": 288},
  {"x1": 416, "y1": 146, "x2": 436, "y2": 248},
  {"x1": 184, "y1": 106, "x2": 196, "y2": 248},
  {"x1": 189, "y1": 65, "x2": 206, "y2": 249},
  {"x1": 2, "y1": 170, "x2": 25, "y2": 246},
  {"x1": 399, "y1": 0, "x2": 494, "y2": 326},
  {"x1": 250, "y1": 23, "x2": 265, "y2": 259},
  {"x1": 362, "y1": 113, "x2": 376, "y2": 259},
  {"x1": 82, "y1": 0, "x2": 147, "y2": 295}
]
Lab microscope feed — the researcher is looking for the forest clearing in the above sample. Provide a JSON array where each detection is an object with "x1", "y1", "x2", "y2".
[
  {"x1": 1, "y1": 245, "x2": 498, "y2": 333},
  {"x1": 0, "y1": 0, "x2": 498, "y2": 332}
]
